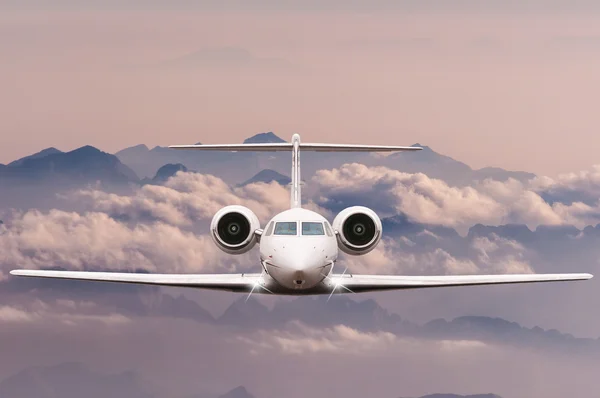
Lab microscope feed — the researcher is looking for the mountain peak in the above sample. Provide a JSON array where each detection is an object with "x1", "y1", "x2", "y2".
[
  {"x1": 240, "y1": 169, "x2": 291, "y2": 186},
  {"x1": 218, "y1": 386, "x2": 255, "y2": 398},
  {"x1": 153, "y1": 163, "x2": 188, "y2": 182},
  {"x1": 71, "y1": 145, "x2": 103, "y2": 155},
  {"x1": 2, "y1": 145, "x2": 139, "y2": 183},
  {"x1": 8, "y1": 147, "x2": 63, "y2": 167},
  {"x1": 418, "y1": 395, "x2": 502, "y2": 398},
  {"x1": 412, "y1": 143, "x2": 432, "y2": 151},
  {"x1": 243, "y1": 132, "x2": 286, "y2": 144},
  {"x1": 115, "y1": 144, "x2": 150, "y2": 158}
]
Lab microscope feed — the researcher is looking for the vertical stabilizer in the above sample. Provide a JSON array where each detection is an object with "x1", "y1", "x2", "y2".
[{"x1": 291, "y1": 134, "x2": 301, "y2": 208}]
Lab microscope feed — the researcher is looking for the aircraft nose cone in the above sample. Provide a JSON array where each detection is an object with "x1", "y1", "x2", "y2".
[
  {"x1": 265, "y1": 242, "x2": 329, "y2": 290},
  {"x1": 288, "y1": 251, "x2": 321, "y2": 272},
  {"x1": 292, "y1": 270, "x2": 306, "y2": 287}
]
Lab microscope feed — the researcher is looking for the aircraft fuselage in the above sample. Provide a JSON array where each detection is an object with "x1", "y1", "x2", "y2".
[{"x1": 259, "y1": 208, "x2": 338, "y2": 291}]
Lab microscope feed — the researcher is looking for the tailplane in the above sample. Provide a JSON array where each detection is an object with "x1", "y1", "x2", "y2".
[{"x1": 170, "y1": 134, "x2": 422, "y2": 208}]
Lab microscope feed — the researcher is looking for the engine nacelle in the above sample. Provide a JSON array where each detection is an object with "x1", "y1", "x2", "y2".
[
  {"x1": 332, "y1": 206, "x2": 382, "y2": 255},
  {"x1": 210, "y1": 205, "x2": 260, "y2": 254}
]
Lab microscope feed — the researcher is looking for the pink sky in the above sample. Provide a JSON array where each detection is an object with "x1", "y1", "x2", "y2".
[{"x1": 1, "y1": 7, "x2": 600, "y2": 176}]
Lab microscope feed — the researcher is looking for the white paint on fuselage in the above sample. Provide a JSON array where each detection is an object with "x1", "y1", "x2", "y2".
[{"x1": 259, "y1": 208, "x2": 338, "y2": 291}]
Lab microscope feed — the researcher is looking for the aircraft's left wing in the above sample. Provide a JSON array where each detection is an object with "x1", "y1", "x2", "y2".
[
  {"x1": 9, "y1": 270, "x2": 262, "y2": 293},
  {"x1": 329, "y1": 273, "x2": 593, "y2": 293}
]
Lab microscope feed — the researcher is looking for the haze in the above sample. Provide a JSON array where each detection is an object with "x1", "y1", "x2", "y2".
[{"x1": 2, "y1": 1, "x2": 600, "y2": 176}]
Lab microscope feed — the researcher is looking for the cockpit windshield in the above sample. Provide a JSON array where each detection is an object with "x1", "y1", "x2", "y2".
[
  {"x1": 302, "y1": 222, "x2": 324, "y2": 235},
  {"x1": 274, "y1": 222, "x2": 297, "y2": 235}
]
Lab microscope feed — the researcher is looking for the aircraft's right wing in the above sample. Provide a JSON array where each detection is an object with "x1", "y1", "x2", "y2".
[
  {"x1": 9, "y1": 270, "x2": 262, "y2": 293},
  {"x1": 329, "y1": 273, "x2": 593, "y2": 293}
]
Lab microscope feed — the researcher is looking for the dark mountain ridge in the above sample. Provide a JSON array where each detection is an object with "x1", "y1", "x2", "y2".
[
  {"x1": 239, "y1": 169, "x2": 291, "y2": 186},
  {"x1": 0, "y1": 362, "x2": 501, "y2": 398},
  {"x1": 1, "y1": 145, "x2": 138, "y2": 183},
  {"x1": 114, "y1": 132, "x2": 536, "y2": 185}
]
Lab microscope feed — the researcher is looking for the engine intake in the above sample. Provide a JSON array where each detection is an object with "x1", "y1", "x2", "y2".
[
  {"x1": 332, "y1": 206, "x2": 382, "y2": 255},
  {"x1": 211, "y1": 205, "x2": 260, "y2": 254}
]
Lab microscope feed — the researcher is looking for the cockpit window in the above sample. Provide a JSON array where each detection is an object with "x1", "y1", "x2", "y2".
[
  {"x1": 265, "y1": 221, "x2": 275, "y2": 236},
  {"x1": 324, "y1": 222, "x2": 333, "y2": 237},
  {"x1": 274, "y1": 222, "x2": 297, "y2": 235},
  {"x1": 302, "y1": 222, "x2": 324, "y2": 235}
]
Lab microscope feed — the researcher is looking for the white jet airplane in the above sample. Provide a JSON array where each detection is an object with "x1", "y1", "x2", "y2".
[{"x1": 10, "y1": 134, "x2": 593, "y2": 295}]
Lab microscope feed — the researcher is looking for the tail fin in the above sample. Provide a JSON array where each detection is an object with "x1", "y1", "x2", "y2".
[
  {"x1": 291, "y1": 134, "x2": 301, "y2": 208},
  {"x1": 170, "y1": 135, "x2": 421, "y2": 208}
]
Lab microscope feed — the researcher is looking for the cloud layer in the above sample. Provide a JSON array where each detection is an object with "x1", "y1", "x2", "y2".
[{"x1": 313, "y1": 163, "x2": 600, "y2": 231}]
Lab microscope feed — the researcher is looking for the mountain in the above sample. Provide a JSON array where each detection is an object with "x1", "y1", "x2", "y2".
[
  {"x1": 0, "y1": 145, "x2": 140, "y2": 209},
  {"x1": 473, "y1": 167, "x2": 534, "y2": 183},
  {"x1": 467, "y1": 223, "x2": 535, "y2": 242},
  {"x1": 151, "y1": 163, "x2": 188, "y2": 183},
  {"x1": 218, "y1": 386, "x2": 256, "y2": 398},
  {"x1": 0, "y1": 362, "x2": 152, "y2": 398},
  {"x1": 8, "y1": 147, "x2": 63, "y2": 167},
  {"x1": 382, "y1": 213, "x2": 461, "y2": 240},
  {"x1": 239, "y1": 169, "x2": 291, "y2": 186},
  {"x1": 413, "y1": 395, "x2": 501, "y2": 398},
  {"x1": 378, "y1": 144, "x2": 535, "y2": 186},
  {"x1": 116, "y1": 140, "x2": 262, "y2": 182},
  {"x1": 0, "y1": 145, "x2": 138, "y2": 184},
  {"x1": 243, "y1": 132, "x2": 286, "y2": 144},
  {"x1": 115, "y1": 143, "x2": 150, "y2": 159},
  {"x1": 115, "y1": 133, "x2": 535, "y2": 186}
]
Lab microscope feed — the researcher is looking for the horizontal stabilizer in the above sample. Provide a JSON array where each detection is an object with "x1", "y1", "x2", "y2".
[
  {"x1": 299, "y1": 143, "x2": 421, "y2": 152},
  {"x1": 169, "y1": 143, "x2": 422, "y2": 152},
  {"x1": 169, "y1": 143, "x2": 293, "y2": 151}
]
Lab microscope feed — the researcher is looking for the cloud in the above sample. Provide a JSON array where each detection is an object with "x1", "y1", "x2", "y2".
[
  {"x1": 531, "y1": 165, "x2": 600, "y2": 205},
  {"x1": 0, "y1": 171, "x2": 335, "y2": 279},
  {"x1": 0, "y1": 209, "x2": 255, "y2": 279},
  {"x1": 342, "y1": 233, "x2": 532, "y2": 276},
  {"x1": 313, "y1": 163, "x2": 600, "y2": 231},
  {"x1": 72, "y1": 171, "x2": 293, "y2": 226},
  {"x1": 470, "y1": 234, "x2": 533, "y2": 274},
  {"x1": 237, "y1": 320, "x2": 488, "y2": 357},
  {"x1": 0, "y1": 302, "x2": 131, "y2": 326},
  {"x1": 0, "y1": 306, "x2": 36, "y2": 323}
]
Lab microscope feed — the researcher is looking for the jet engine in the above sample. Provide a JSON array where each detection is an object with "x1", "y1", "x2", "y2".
[
  {"x1": 332, "y1": 206, "x2": 382, "y2": 255},
  {"x1": 210, "y1": 205, "x2": 260, "y2": 254}
]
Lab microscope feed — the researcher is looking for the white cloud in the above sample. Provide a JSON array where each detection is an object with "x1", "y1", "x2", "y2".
[
  {"x1": 238, "y1": 321, "x2": 398, "y2": 356},
  {"x1": 313, "y1": 163, "x2": 600, "y2": 231},
  {"x1": 470, "y1": 234, "x2": 533, "y2": 274},
  {"x1": 73, "y1": 172, "x2": 292, "y2": 226},
  {"x1": 0, "y1": 209, "x2": 255, "y2": 278},
  {"x1": 0, "y1": 303, "x2": 131, "y2": 326},
  {"x1": 531, "y1": 165, "x2": 600, "y2": 199},
  {"x1": 238, "y1": 321, "x2": 489, "y2": 357},
  {"x1": 0, "y1": 306, "x2": 37, "y2": 323},
  {"x1": 339, "y1": 232, "x2": 532, "y2": 276}
]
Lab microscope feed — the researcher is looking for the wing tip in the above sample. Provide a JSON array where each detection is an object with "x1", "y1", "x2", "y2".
[{"x1": 10, "y1": 269, "x2": 33, "y2": 277}]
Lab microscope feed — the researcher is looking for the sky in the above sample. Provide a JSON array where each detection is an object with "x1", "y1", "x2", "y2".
[
  {"x1": 2, "y1": 4, "x2": 600, "y2": 397},
  {"x1": 1, "y1": 1, "x2": 600, "y2": 176}
]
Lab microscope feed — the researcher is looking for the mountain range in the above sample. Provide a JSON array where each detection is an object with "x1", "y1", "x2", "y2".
[
  {"x1": 0, "y1": 362, "x2": 500, "y2": 398},
  {"x1": 0, "y1": 146, "x2": 137, "y2": 183},
  {"x1": 0, "y1": 132, "x2": 537, "y2": 211},
  {"x1": 114, "y1": 132, "x2": 535, "y2": 185},
  {"x1": 1, "y1": 132, "x2": 533, "y2": 187},
  {"x1": 0, "y1": 131, "x2": 537, "y2": 210},
  {"x1": 5, "y1": 271, "x2": 597, "y2": 355}
]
